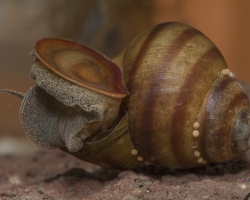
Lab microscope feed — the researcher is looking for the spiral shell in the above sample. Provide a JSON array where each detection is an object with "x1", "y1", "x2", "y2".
[{"x1": 114, "y1": 22, "x2": 250, "y2": 168}]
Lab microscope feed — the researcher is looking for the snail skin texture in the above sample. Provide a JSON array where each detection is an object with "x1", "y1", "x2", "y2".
[{"x1": 1, "y1": 22, "x2": 250, "y2": 170}]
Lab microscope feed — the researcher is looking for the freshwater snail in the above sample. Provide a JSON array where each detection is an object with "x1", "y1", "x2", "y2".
[{"x1": 1, "y1": 22, "x2": 250, "y2": 170}]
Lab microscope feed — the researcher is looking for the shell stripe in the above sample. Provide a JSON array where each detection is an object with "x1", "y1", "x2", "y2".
[
  {"x1": 124, "y1": 23, "x2": 174, "y2": 164},
  {"x1": 171, "y1": 46, "x2": 226, "y2": 167},
  {"x1": 124, "y1": 22, "x2": 172, "y2": 91},
  {"x1": 129, "y1": 24, "x2": 204, "y2": 167}
]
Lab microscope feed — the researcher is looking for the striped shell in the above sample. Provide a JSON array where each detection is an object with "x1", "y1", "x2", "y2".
[
  {"x1": 64, "y1": 22, "x2": 250, "y2": 169},
  {"x1": 113, "y1": 22, "x2": 250, "y2": 169}
]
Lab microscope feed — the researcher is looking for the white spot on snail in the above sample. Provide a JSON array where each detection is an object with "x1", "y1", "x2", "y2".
[
  {"x1": 193, "y1": 122, "x2": 200, "y2": 129},
  {"x1": 197, "y1": 157, "x2": 204, "y2": 163},
  {"x1": 229, "y1": 72, "x2": 234, "y2": 77},
  {"x1": 194, "y1": 150, "x2": 200, "y2": 157},
  {"x1": 192, "y1": 130, "x2": 200, "y2": 137},
  {"x1": 137, "y1": 156, "x2": 144, "y2": 162},
  {"x1": 192, "y1": 114, "x2": 206, "y2": 164},
  {"x1": 218, "y1": 71, "x2": 223, "y2": 78},
  {"x1": 202, "y1": 160, "x2": 207, "y2": 165},
  {"x1": 191, "y1": 142, "x2": 198, "y2": 149},
  {"x1": 221, "y1": 69, "x2": 230, "y2": 76},
  {"x1": 131, "y1": 149, "x2": 138, "y2": 156}
]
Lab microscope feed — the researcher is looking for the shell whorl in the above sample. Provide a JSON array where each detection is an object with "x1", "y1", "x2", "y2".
[{"x1": 117, "y1": 22, "x2": 250, "y2": 168}]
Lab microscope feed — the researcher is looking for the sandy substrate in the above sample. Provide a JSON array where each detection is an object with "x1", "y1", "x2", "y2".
[{"x1": 0, "y1": 149, "x2": 250, "y2": 200}]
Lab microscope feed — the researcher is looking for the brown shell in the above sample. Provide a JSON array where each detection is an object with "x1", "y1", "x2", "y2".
[
  {"x1": 35, "y1": 38, "x2": 128, "y2": 98},
  {"x1": 114, "y1": 22, "x2": 250, "y2": 169}
]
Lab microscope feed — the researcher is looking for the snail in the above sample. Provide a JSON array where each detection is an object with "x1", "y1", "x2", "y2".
[{"x1": 1, "y1": 22, "x2": 250, "y2": 170}]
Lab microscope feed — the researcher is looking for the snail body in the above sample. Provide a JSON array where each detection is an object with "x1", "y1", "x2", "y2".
[{"x1": 1, "y1": 22, "x2": 250, "y2": 170}]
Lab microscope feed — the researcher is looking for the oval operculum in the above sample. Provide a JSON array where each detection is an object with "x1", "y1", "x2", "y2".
[
  {"x1": 18, "y1": 38, "x2": 130, "y2": 153},
  {"x1": 34, "y1": 38, "x2": 128, "y2": 98}
]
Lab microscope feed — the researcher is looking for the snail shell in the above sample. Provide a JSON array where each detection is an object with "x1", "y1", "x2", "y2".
[
  {"x1": 114, "y1": 22, "x2": 250, "y2": 168},
  {"x1": 1, "y1": 22, "x2": 250, "y2": 170}
]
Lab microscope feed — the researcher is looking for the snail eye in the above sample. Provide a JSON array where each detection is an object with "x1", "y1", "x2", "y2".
[{"x1": 35, "y1": 38, "x2": 128, "y2": 98}]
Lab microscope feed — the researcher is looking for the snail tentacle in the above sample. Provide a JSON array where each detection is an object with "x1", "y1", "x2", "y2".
[{"x1": 0, "y1": 89, "x2": 25, "y2": 99}]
